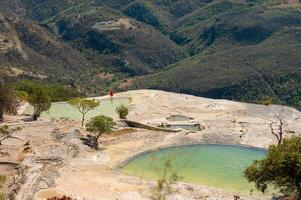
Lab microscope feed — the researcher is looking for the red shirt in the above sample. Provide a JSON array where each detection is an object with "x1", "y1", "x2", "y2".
[{"x1": 109, "y1": 90, "x2": 114, "y2": 97}]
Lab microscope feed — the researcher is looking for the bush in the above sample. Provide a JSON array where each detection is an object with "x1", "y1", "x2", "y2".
[
  {"x1": 86, "y1": 115, "x2": 116, "y2": 149},
  {"x1": 260, "y1": 97, "x2": 274, "y2": 106},
  {"x1": 15, "y1": 90, "x2": 29, "y2": 101},
  {"x1": 245, "y1": 136, "x2": 301, "y2": 199},
  {"x1": 28, "y1": 85, "x2": 51, "y2": 120},
  {"x1": 116, "y1": 104, "x2": 129, "y2": 119}
]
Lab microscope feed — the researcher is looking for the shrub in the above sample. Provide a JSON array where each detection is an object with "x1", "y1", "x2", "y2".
[
  {"x1": 245, "y1": 136, "x2": 301, "y2": 199},
  {"x1": 15, "y1": 90, "x2": 29, "y2": 101},
  {"x1": 116, "y1": 104, "x2": 129, "y2": 119},
  {"x1": 47, "y1": 196, "x2": 75, "y2": 200},
  {"x1": 260, "y1": 97, "x2": 274, "y2": 105},
  {"x1": 28, "y1": 85, "x2": 51, "y2": 120},
  {"x1": 86, "y1": 115, "x2": 116, "y2": 149}
]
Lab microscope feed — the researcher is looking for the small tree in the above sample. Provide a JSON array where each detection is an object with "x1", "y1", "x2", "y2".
[
  {"x1": 86, "y1": 115, "x2": 116, "y2": 149},
  {"x1": 116, "y1": 104, "x2": 129, "y2": 119},
  {"x1": 245, "y1": 136, "x2": 301, "y2": 199},
  {"x1": 28, "y1": 86, "x2": 51, "y2": 120},
  {"x1": 68, "y1": 98, "x2": 99, "y2": 126},
  {"x1": 0, "y1": 81, "x2": 14, "y2": 122}
]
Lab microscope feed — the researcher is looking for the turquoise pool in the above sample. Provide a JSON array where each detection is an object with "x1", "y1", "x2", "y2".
[
  {"x1": 166, "y1": 115, "x2": 194, "y2": 122},
  {"x1": 121, "y1": 144, "x2": 269, "y2": 196},
  {"x1": 23, "y1": 97, "x2": 130, "y2": 120}
]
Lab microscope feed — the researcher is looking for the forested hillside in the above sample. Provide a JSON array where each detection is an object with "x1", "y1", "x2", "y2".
[{"x1": 0, "y1": 0, "x2": 300, "y2": 108}]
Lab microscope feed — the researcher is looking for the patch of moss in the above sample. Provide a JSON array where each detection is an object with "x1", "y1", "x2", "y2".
[
  {"x1": 0, "y1": 175, "x2": 5, "y2": 188},
  {"x1": 0, "y1": 175, "x2": 6, "y2": 200},
  {"x1": 0, "y1": 192, "x2": 5, "y2": 200}
]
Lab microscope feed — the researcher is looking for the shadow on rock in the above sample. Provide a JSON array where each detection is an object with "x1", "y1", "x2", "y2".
[{"x1": 80, "y1": 135, "x2": 100, "y2": 150}]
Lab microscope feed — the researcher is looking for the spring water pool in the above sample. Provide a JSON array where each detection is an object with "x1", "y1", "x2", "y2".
[
  {"x1": 23, "y1": 97, "x2": 130, "y2": 120},
  {"x1": 166, "y1": 115, "x2": 194, "y2": 122},
  {"x1": 121, "y1": 144, "x2": 268, "y2": 196}
]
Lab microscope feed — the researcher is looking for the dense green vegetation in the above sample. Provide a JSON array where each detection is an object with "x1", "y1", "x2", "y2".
[
  {"x1": 122, "y1": 2, "x2": 162, "y2": 30},
  {"x1": 44, "y1": 4, "x2": 184, "y2": 76},
  {"x1": 126, "y1": 0, "x2": 301, "y2": 109},
  {"x1": 13, "y1": 81, "x2": 80, "y2": 102},
  {"x1": 1, "y1": 0, "x2": 301, "y2": 109},
  {"x1": 245, "y1": 136, "x2": 301, "y2": 199}
]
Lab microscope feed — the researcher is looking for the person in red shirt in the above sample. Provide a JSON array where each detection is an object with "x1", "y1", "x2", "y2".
[{"x1": 109, "y1": 89, "x2": 114, "y2": 97}]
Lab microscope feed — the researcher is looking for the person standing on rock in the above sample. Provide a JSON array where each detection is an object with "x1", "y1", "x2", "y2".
[
  {"x1": 109, "y1": 89, "x2": 114, "y2": 97},
  {"x1": 109, "y1": 89, "x2": 114, "y2": 103}
]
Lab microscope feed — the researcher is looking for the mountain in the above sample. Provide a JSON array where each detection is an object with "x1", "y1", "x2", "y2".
[
  {"x1": 0, "y1": 11, "x2": 104, "y2": 94},
  {"x1": 42, "y1": 4, "x2": 185, "y2": 75},
  {"x1": 0, "y1": 0, "x2": 301, "y2": 108},
  {"x1": 125, "y1": 0, "x2": 301, "y2": 109}
]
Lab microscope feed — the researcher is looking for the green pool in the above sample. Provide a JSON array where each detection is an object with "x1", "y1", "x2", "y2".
[
  {"x1": 23, "y1": 97, "x2": 130, "y2": 120},
  {"x1": 121, "y1": 144, "x2": 269, "y2": 196}
]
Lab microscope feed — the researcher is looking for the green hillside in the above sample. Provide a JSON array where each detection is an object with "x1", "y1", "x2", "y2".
[
  {"x1": 43, "y1": 4, "x2": 185, "y2": 75},
  {"x1": 0, "y1": 0, "x2": 301, "y2": 109},
  {"x1": 126, "y1": 0, "x2": 301, "y2": 109},
  {"x1": 0, "y1": 11, "x2": 117, "y2": 95}
]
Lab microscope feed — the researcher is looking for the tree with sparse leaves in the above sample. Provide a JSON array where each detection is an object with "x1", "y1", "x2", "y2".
[
  {"x1": 68, "y1": 98, "x2": 99, "y2": 126},
  {"x1": 245, "y1": 136, "x2": 301, "y2": 200},
  {"x1": 86, "y1": 115, "x2": 116, "y2": 149}
]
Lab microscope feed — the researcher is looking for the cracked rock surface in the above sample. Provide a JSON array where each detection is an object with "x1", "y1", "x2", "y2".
[{"x1": 0, "y1": 90, "x2": 300, "y2": 200}]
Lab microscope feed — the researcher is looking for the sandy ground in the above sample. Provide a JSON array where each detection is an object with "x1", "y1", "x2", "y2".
[{"x1": 1, "y1": 90, "x2": 300, "y2": 200}]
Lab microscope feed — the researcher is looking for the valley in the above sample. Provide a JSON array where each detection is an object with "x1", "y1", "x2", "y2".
[{"x1": 0, "y1": 0, "x2": 301, "y2": 108}]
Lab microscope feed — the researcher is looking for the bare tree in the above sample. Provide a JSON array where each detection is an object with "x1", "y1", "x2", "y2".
[{"x1": 269, "y1": 115, "x2": 285, "y2": 145}]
